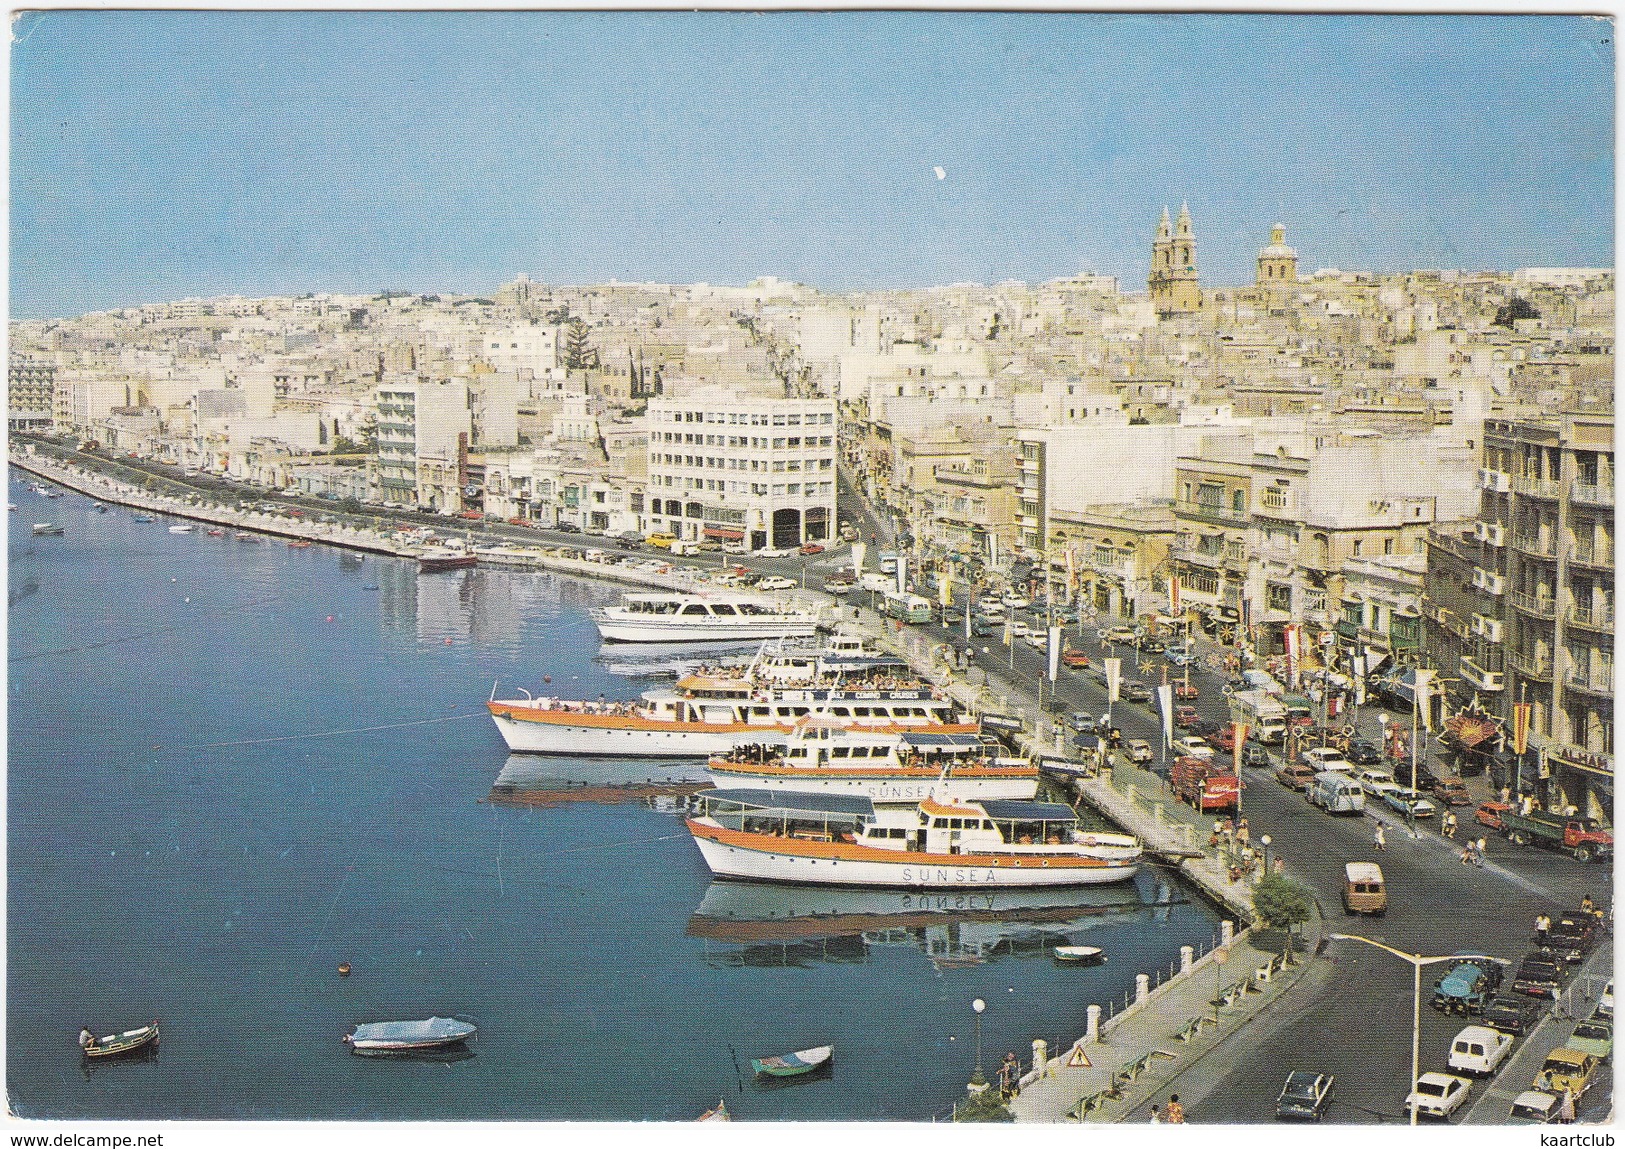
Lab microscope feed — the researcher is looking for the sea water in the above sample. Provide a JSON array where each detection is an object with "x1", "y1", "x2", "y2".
[{"x1": 7, "y1": 472, "x2": 1220, "y2": 1121}]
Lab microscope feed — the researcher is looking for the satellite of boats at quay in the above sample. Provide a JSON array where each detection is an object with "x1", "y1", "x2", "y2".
[{"x1": 686, "y1": 877, "x2": 1183, "y2": 970}]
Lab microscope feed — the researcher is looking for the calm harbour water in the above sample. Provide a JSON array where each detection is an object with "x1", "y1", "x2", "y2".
[{"x1": 7, "y1": 470, "x2": 1220, "y2": 1122}]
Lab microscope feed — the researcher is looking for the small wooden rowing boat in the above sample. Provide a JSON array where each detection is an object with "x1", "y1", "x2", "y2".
[
  {"x1": 696, "y1": 1097, "x2": 731, "y2": 1121},
  {"x1": 80, "y1": 1021, "x2": 159, "y2": 1059},
  {"x1": 751, "y1": 1044, "x2": 833, "y2": 1078},
  {"x1": 1052, "y1": 944, "x2": 1106, "y2": 964},
  {"x1": 344, "y1": 1016, "x2": 476, "y2": 1053}
]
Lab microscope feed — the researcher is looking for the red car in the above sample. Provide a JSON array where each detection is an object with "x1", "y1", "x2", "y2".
[
  {"x1": 1174, "y1": 705, "x2": 1201, "y2": 728},
  {"x1": 1061, "y1": 650, "x2": 1091, "y2": 669},
  {"x1": 1475, "y1": 801, "x2": 1512, "y2": 830},
  {"x1": 799, "y1": 542, "x2": 826, "y2": 555},
  {"x1": 1174, "y1": 682, "x2": 1199, "y2": 700},
  {"x1": 1209, "y1": 724, "x2": 1240, "y2": 752}
]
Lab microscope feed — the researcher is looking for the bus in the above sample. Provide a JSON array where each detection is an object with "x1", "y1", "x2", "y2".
[{"x1": 880, "y1": 590, "x2": 933, "y2": 624}]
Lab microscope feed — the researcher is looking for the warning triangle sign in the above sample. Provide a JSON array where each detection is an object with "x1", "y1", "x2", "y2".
[{"x1": 1066, "y1": 1044, "x2": 1091, "y2": 1068}]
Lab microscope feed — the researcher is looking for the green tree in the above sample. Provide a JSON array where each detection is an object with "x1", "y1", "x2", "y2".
[
  {"x1": 562, "y1": 317, "x2": 600, "y2": 370},
  {"x1": 1493, "y1": 297, "x2": 1540, "y2": 328},
  {"x1": 953, "y1": 1085, "x2": 1013, "y2": 1123},
  {"x1": 1252, "y1": 874, "x2": 1314, "y2": 931}
]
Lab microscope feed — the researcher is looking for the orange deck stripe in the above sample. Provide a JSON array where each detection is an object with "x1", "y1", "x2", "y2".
[{"x1": 688, "y1": 819, "x2": 1117, "y2": 869}]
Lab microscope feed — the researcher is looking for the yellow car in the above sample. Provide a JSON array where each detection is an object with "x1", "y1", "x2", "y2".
[{"x1": 1533, "y1": 1048, "x2": 1602, "y2": 1098}]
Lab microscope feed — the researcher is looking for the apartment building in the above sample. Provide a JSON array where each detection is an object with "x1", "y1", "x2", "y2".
[
  {"x1": 8, "y1": 356, "x2": 55, "y2": 431},
  {"x1": 373, "y1": 378, "x2": 472, "y2": 510},
  {"x1": 645, "y1": 391, "x2": 837, "y2": 549}
]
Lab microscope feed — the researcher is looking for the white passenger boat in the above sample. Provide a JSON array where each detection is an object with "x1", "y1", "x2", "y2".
[
  {"x1": 685, "y1": 791, "x2": 1142, "y2": 889},
  {"x1": 30, "y1": 522, "x2": 64, "y2": 536},
  {"x1": 708, "y1": 723, "x2": 1039, "y2": 802},
  {"x1": 591, "y1": 591, "x2": 820, "y2": 643},
  {"x1": 168, "y1": 524, "x2": 193, "y2": 534},
  {"x1": 489, "y1": 635, "x2": 974, "y2": 757}
]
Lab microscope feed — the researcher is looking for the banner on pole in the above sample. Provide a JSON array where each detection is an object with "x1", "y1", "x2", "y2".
[
  {"x1": 1157, "y1": 684, "x2": 1175, "y2": 748},
  {"x1": 1511, "y1": 701, "x2": 1532, "y2": 756},
  {"x1": 1047, "y1": 626, "x2": 1062, "y2": 681},
  {"x1": 1105, "y1": 657, "x2": 1121, "y2": 704}
]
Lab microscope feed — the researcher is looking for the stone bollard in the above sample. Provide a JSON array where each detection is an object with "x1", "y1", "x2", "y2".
[
  {"x1": 1086, "y1": 1003, "x2": 1102, "y2": 1043},
  {"x1": 1033, "y1": 1038, "x2": 1048, "y2": 1079},
  {"x1": 1220, "y1": 920, "x2": 1235, "y2": 945},
  {"x1": 1181, "y1": 945, "x2": 1194, "y2": 974},
  {"x1": 1136, "y1": 973, "x2": 1150, "y2": 1003}
]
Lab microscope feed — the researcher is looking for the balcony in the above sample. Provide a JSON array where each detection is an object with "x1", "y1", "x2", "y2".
[
  {"x1": 1565, "y1": 602, "x2": 1615, "y2": 632},
  {"x1": 1571, "y1": 481, "x2": 1614, "y2": 507},
  {"x1": 1479, "y1": 468, "x2": 1512, "y2": 493},
  {"x1": 1508, "y1": 650, "x2": 1554, "y2": 679},
  {"x1": 1474, "y1": 521, "x2": 1506, "y2": 547},
  {"x1": 1568, "y1": 540, "x2": 1613, "y2": 570},
  {"x1": 1459, "y1": 655, "x2": 1507, "y2": 692},
  {"x1": 1510, "y1": 590, "x2": 1557, "y2": 619},
  {"x1": 1510, "y1": 533, "x2": 1555, "y2": 559},
  {"x1": 1176, "y1": 500, "x2": 1250, "y2": 528},
  {"x1": 1564, "y1": 667, "x2": 1614, "y2": 697},
  {"x1": 1514, "y1": 475, "x2": 1563, "y2": 499}
]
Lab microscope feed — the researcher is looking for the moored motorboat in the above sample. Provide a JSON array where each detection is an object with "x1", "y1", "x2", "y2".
[
  {"x1": 1052, "y1": 944, "x2": 1107, "y2": 964},
  {"x1": 133, "y1": 514, "x2": 156, "y2": 522},
  {"x1": 343, "y1": 1016, "x2": 477, "y2": 1053},
  {"x1": 708, "y1": 722, "x2": 1038, "y2": 802},
  {"x1": 288, "y1": 539, "x2": 313, "y2": 548},
  {"x1": 206, "y1": 528, "x2": 225, "y2": 536},
  {"x1": 489, "y1": 635, "x2": 973, "y2": 757},
  {"x1": 419, "y1": 548, "x2": 477, "y2": 572},
  {"x1": 686, "y1": 791, "x2": 1143, "y2": 889},
  {"x1": 79, "y1": 1021, "x2": 160, "y2": 1059},
  {"x1": 591, "y1": 591, "x2": 820, "y2": 643},
  {"x1": 752, "y1": 1044, "x2": 833, "y2": 1079},
  {"x1": 168, "y1": 524, "x2": 193, "y2": 534},
  {"x1": 31, "y1": 522, "x2": 64, "y2": 535},
  {"x1": 93, "y1": 503, "x2": 108, "y2": 512}
]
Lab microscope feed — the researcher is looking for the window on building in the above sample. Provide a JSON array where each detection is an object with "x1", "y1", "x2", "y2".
[{"x1": 1267, "y1": 583, "x2": 1292, "y2": 612}]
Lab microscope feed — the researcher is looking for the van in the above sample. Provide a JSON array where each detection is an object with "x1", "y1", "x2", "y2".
[
  {"x1": 645, "y1": 532, "x2": 678, "y2": 549},
  {"x1": 1308, "y1": 772, "x2": 1367, "y2": 815},
  {"x1": 1242, "y1": 669, "x2": 1285, "y2": 694},
  {"x1": 858, "y1": 572, "x2": 893, "y2": 593},
  {"x1": 878, "y1": 552, "x2": 899, "y2": 574},
  {"x1": 1342, "y1": 861, "x2": 1387, "y2": 916},
  {"x1": 1448, "y1": 1025, "x2": 1514, "y2": 1077}
]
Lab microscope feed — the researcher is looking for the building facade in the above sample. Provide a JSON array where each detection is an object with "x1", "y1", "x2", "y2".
[{"x1": 1148, "y1": 204, "x2": 1202, "y2": 317}]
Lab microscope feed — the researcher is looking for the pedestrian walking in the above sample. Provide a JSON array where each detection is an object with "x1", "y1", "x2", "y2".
[
  {"x1": 1236, "y1": 818, "x2": 1250, "y2": 849},
  {"x1": 1536, "y1": 913, "x2": 1551, "y2": 943},
  {"x1": 998, "y1": 1052, "x2": 1019, "y2": 1099},
  {"x1": 1148, "y1": 1105, "x2": 1162, "y2": 1123},
  {"x1": 1557, "y1": 1088, "x2": 1577, "y2": 1124},
  {"x1": 1373, "y1": 823, "x2": 1386, "y2": 851},
  {"x1": 1164, "y1": 1095, "x2": 1185, "y2": 1124},
  {"x1": 1442, "y1": 811, "x2": 1457, "y2": 840}
]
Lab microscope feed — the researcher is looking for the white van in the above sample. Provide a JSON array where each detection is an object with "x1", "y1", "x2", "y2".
[
  {"x1": 1242, "y1": 669, "x2": 1285, "y2": 694},
  {"x1": 1448, "y1": 1025, "x2": 1514, "y2": 1078},
  {"x1": 858, "y1": 572, "x2": 893, "y2": 593},
  {"x1": 1307, "y1": 771, "x2": 1366, "y2": 815}
]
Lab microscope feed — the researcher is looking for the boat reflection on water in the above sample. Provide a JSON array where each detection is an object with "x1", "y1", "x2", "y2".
[
  {"x1": 686, "y1": 873, "x2": 1184, "y2": 970},
  {"x1": 347, "y1": 1045, "x2": 478, "y2": 1065},
  {"x1": 79, "y1": 1042, "x2": 159, "y2": 1081},
  {"x1": 489, "y1": 753, "x2": 710, "y2": 806},
  {"x1": 592, "y1": 639, "x2": 763, "y2": 679}
]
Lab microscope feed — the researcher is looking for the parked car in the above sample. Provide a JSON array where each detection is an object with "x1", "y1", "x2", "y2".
[
  {"x1": 1543, "y1": 912, "x2": 1599, "y2": 964},
  {"x1": 1242, "y1": 744, "x2": 1272, "y2": 769},
  {"x1": 1512, "y1": 951, "x2": 1568, "y2": 999},
  {"x1": 1475, "y1": 801, "x2": 1513, "y2": 831},
  {"x1": 1061, "y1": 650, "x2": 1091, "y2": 669},
  {"x1": 1067, "y1": 712, "x2": 1096, "y2": 733},
  {"x1": 1566, "y1": 1017, "x2": 1613, "y2": 1064},
  {"x1": 1507, "y1": 1090, "x2": 1563, "y2": 1124},
  {"x1": 1165, "y1": 645, "x2": 1196, "y2": 665},
  {"x1": 1125, "y1": 738, "x2": 1154, "y2": 764},
  {"x1": 755, "y1": 545, "x2": 796, "y2": 557},
  {"x1": 756, "y1": 576, "x2": 796, "y2": 592},
  {"x1": 1176, "y1": 736, "x2": 1214, "y2": 759},
  {"x1": 1600, "y1": 979, "x2": 1614, "y2": 1018},
  {"x1": 553, "y1": 521, "x2": 582, "y2": 533},
  {"x1": 1448, "y1": 1025, "x2": 1515, "y2": 1077},
  {"x1": 1431, "y1": 777, "x2": 1474, "y2": 807},
  {"x1": 798, "y1": 542, "x2": 825, "y2": 555},
  {"x1": 1209, "y1": 724, "x2": 1240, "y2": 751},
  {"x1": 1173, "y1": 682, "x2": 1199, "y2": 700},
  {"x1": 1174, "y1": 705, "x2": 1201, "y2": 728},
  {"x1": 1274, "y1": 1071, "x2": 1335, "y2": 1121},
  {"x1": 1275, "y1": 762, "x2": 1317, "y2": 791},
  {"x1": 1007, "y1": 621, "x2": 1033, "y2": 638},
  {"x1": 1382, "y1": 787, "x2": 1439, "y2": 819},
  {"x1": 1534, "y1": 1048, "x2": 1602, "y2": 1099},
  {"x1": 1121, "y1": 682, "x2": 1153, "y2": 703},
  {"x1": 1346, "y1": 739, "x2": 1384, "y2": 765},
  {"x1": 1405, "y1": 1072, "x2": 1472, "y2": 1120},
  {"x1": 1482, "y1": 994, "x2": 1544, "y2": 1037},
  {"x1": 1364, "y1": 779, "x2": 1404, "y2": 806},
  {"x1": 1301, "y1": 746, "x2": 1354, "y2": 773},
  {"x1": 1023, "y1": 633, "x2": 1047, "y2": 650},
  {"x1": 1100, "y1": 626, "x2": 1138, "y2": 645}
]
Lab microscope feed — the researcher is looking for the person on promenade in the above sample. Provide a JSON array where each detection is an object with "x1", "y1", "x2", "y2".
[
  {"x1": 1164, "y1": 1095, "x2": 1185, "y2": 1124},
  {"x1": 1557, "y1": 1088, "x2": 1577, "y2": 1124},
  {"x1": 1442, "y1": 811, "x2": 1457, "y2": 840},
  {"x1": 1147, "y1": 1104, "x2": 1161, "y2": 1123},
  {"x1": 1373, "y1": 823, "x2": 1386, "y2": 852},
  {"x1": 1535, "y1": 913, "x2": 1550, "y2": 944},
  {"x1": 998, "y1": 1052, "x2": 1020, "y2": 1099},
  {"x1": 1235, "y1": 819, "x2": 1249, "y2": 851}
]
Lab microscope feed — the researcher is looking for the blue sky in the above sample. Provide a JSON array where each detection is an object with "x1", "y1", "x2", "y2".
[{"x1": 10, "y1": 11, "x2": 1615, "y2": 318}]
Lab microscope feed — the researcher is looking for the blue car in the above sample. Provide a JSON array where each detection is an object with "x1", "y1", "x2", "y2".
[{"x1": 1165, "y1": 645, "x2": 1196, "y2": 666}]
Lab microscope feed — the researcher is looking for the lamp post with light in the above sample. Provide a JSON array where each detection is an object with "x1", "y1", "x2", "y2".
[
  {"x1": 1261, "y1": 833, "x2": 1273, "y2": 875},
  {"x1": 970, "y1": 998, "x2": 987, "y2": 1089},
  {"x1": 1325, "y1": 934, "x2": 1464, "y2": 1126}
]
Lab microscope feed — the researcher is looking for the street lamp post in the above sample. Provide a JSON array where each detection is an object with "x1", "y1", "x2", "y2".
[
  {"x1": 1326, "y1": 934, "x2": 1464, "y2": 1126},
  {"x1": 1261, "y1": 834, "x2": 1272, "y2": 876},
  {"x1": 971, "y1": 998, "x2": 987, "y2": 1087}
]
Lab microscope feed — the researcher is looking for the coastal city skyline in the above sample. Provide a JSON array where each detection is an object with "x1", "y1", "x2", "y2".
[{"x1": 10, "y1": 11, "x2": 1615, "y2": 319}]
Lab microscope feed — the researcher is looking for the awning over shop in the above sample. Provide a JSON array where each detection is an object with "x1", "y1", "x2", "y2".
[{"x1": 703, "y1": 527, "x2": 745, "y2": 540}]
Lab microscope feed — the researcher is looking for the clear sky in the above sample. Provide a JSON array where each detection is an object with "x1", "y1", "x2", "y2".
[{"x1": 9, "y1": 10, "x2": 1615, "y2": 318}]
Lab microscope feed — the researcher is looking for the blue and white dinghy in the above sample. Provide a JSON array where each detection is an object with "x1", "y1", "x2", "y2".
[{"x1": 343, "y1": 1016, "x2": 477, "y2": 1053}]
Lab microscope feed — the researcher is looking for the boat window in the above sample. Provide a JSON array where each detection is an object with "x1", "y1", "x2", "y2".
[
  {"x1": 830, "y1": 707, "x2": 850, "y2": 717},
  {"x1": 830, "y1": 747, "x2": 849, "y2": 758},
  {"x1": 792, "y1": 707, "x2": 809, "y2": 716},
  {"x1": 681, "y1": 604, "x2": 708, "y2": 615},
  {"x1": 752, "y1": 707, "x2": 770, "y2": 717},
  {"x1": 853, "y1": 707, "x2": 870, "y2": 717},
  {"x1": 710, "y1": 604, "x2": 738, "y2": 616}
]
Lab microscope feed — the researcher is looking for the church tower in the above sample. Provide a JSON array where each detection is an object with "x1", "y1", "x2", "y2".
[
  {"x1": 1148, "y1": 203, "x2": 1202, "y2": 316},
  {"x1": 1256, "y1": 223, "x2": 1299, "y2": 287}
]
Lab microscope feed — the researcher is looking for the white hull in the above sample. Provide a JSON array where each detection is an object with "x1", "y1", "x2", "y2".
[
  {"x1": 490, "y1": 711, "x2": 772, "y2": 757},
  {"x1": 690, "y1": 830, "x2": 1140, "y2": 890},
  {"x1": 705, "y1": 765, "x2": 1037, "y2": 802},
  {"x1": 594, "y1": 616, "x2": 820, "y2": 643}
]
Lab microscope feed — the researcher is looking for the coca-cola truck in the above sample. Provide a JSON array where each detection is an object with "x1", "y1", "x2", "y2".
[{"x1": 1171, "y1": 755, "x2": 1240, "y2": 814}]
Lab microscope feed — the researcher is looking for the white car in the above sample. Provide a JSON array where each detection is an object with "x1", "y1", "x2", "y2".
[
  {"x1": 1007, "y1": 621, "x2": 1033, "y2": 638},
  {"x1": 755, "y1": 546, "x2": 796, "y2": 558},
  {"x1": 1301, "y1": 747, "x2": 1354, "y2": 773},
  {"x1": 756, "y1": 576, "x2": 796, "y2": 591},
  {"x1": 1023, "y1": 633, "x2": 1048, "y2": 650},
  {"x1": 1601, "y1": 979, "x2": 1614, "y2": 1018},
  {"x1": 1405, "y1": 1072, "x2": 1472, "y2": 1120},
  {"x1": 1382, "y1": 786, "x2": 1438, "y2": 819},
  {"x1": 1177, "y1": 736, "x2": 1215, "y2": 759},
  {"x1": 1356, "y1": 769, "x2": 1398, "y2": 795},
  {"x1": 1000, "y1": 592, "x2": 1031, "y2": 609},
  {"x1": 1100, "y1": 626, "x2": 1138, "y2": 644}
]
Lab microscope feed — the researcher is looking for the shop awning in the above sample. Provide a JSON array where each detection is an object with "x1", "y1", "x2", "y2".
[{"x1": 704, "y1": 527, "x2": 745, "y2": 541}]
